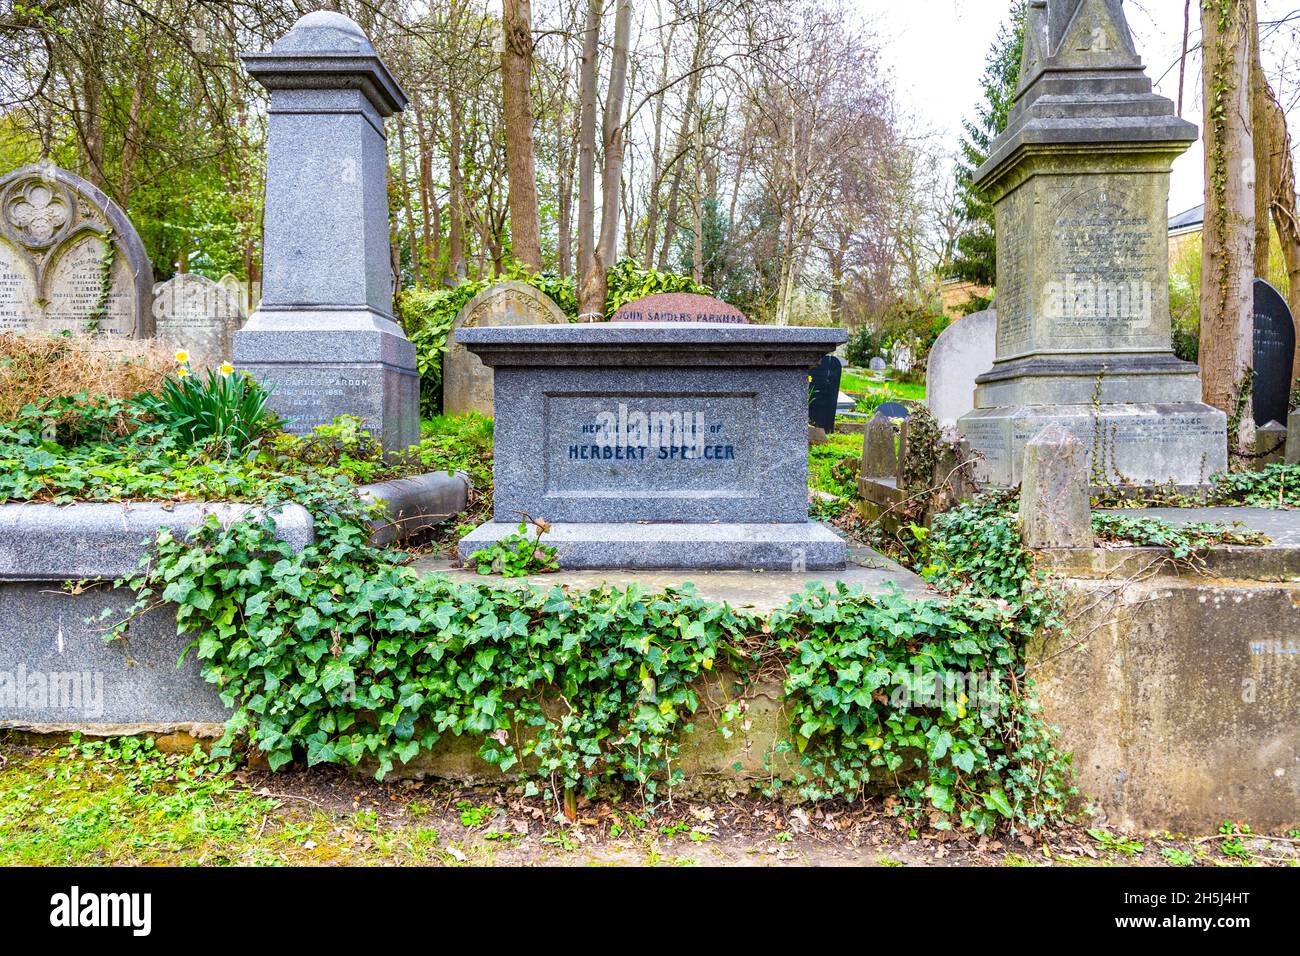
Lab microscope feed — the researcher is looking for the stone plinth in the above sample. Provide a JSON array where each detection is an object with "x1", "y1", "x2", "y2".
[
  {"x1": 455, "y1": 322, "x2": 847, "y2": 570},
  {"x1": 957, "y1": 0, "x2": 1226, "y2": 487},
  {"x1": 232, "y1": 11, "x2": 418, "y2": 452}
]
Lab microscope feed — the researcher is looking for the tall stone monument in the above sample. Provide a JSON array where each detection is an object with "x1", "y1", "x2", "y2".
[
  {"x1": 0, "y1": 161, "x2": 153, "y2": 337},
  {"x1": 443, "y1": 281, "x2": 568, "y2": 417},
  {"x1": 233, "y1": 11, "x2": 418, "y2": 451},
  {"x1": 958, "y1": 0, "x2": 1226, "y2": 486}
]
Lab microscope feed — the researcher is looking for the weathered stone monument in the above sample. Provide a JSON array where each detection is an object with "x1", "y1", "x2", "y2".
[
  {"x1": 443, "y1": 281, "x2": 567, "y2": 417},
  {"x1": 958, "y1": 0, "x2": 1226, "y2": 486},
  {"x1": 0, "y1": 161, "x2": 152, "y2": 336},
  {"x1": 926, "y1": 307, "x2": 997, "y2": 432},
  {"x1": 1019, "y1": 424, "x2": 1093, "y2": 549},
  {"x1": 153, "y1": 273, "x2": 246, "y2": 368},
  {"x1": 233, "y1": 11, "x2": 419, "y2": 451},
  {"x1": 455, "y1": 320, "x2": 847, "y2": 570}
]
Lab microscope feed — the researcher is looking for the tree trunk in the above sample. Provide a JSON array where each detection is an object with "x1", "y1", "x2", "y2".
[
  {"x1": 596, "y1": 0, "x2": 633, "y2": 270},
  {"x1": 448, "y1": 88, "x2": 467, "y2": 282},
  {"x1": 1258, "y1": 79, "x2": 1300, "y2": 384},
  {"x1": 396, "y1": 114, "x2": 422, "y2": 288},
  {"x1": 1249, "y1": 4, "x2": 1271, "y2": 278},
  {"x1": 576, "y1": 0, "x2": 603, "y2": 319},
  {"x1": 502, "y1": 0, "x2": 542, "y2": 271},
  {"x1": 1199, "y1": 0, "x2": 1256, "y2": 449}
]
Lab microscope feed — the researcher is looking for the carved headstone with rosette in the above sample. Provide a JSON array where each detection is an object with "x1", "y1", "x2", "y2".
[
  {"x1": 443, "y1": 280, "x2": 569, "y2": 416},
  {"x1": 0, "y1": 161, "x2": 153, "y2": 337}
]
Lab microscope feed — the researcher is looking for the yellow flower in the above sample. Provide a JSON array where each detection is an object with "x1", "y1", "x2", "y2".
[
  {"x1": 219, "y1": 362, "x2": 235, "y2": 376},
  {"x1": 176, "y1": 366, "x2": 190, "y2": 378},
  {"x1": 174, "y1": 350, "x2": 190, "y2": 364}
]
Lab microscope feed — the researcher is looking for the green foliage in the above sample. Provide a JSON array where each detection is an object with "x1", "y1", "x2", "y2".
[
  {"x1": 920, "y1": 493, "x2": 1062, "y2": 634},
  {"x1": 844, "y1": 326, "x2": 885, "y2": 368},
  {"x1": 135, "y1": 363, "x2": 279, "y2": 454},
  {"x1": 0, "y1": 398, "x2": 492, "y2": 505},
  {"x1": 807, "y1": 433, "x2": 863, "y2": 498},
  {"x1": 1091, "y1": 513, "x2": 1269, "y2": 562},
  {"x1": 112, "y1": 483, "x2": 745, "y2": 797},
  {"x1": 770, "y1": 582, "x2": 1073, "y2": 833},
  {"x1": 1211, "y1": 462, "x2": 1300, "y2": 508},
  {"x1": 603, "y1": 257, "x2": 713, "y2": 315},
  {"x1": 469, "y1": 520, "x2": 559, "y2": 577},
  {"x1": 949, "y1": 2, "x2": 1026, "y2": 287}
]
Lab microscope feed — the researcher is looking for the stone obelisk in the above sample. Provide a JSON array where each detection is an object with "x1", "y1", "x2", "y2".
[
  {"x1": 234, "y1": 11, "x2": 419, "y2": 452},
  {"x1": 958, "y1": 0, "x2": 1226, "y2": 487}
]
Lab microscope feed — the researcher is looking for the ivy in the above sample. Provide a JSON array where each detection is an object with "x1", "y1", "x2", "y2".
[
  {"x1": 1092, "y1": 513, "x2": 1269, "y2": 563},
  {"x1": 469, "y1": 519, "x2": 559, "y2": 577}
]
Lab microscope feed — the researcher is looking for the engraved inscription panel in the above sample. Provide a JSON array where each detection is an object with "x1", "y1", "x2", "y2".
[{"x1": 544, "y1": 393, "x2": 757, "y2": 497}]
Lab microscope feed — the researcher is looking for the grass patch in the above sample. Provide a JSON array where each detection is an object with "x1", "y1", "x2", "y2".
[{"x1": 808, "y1": 432, "x2": 862, "y2": 497}]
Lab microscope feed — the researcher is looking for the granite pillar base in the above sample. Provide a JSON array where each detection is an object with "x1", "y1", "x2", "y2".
[
  {"x1": 959, "y1": 401, "x2": 1227, "y2": 488},
  {"x1": 458, "y1": 521, "x2": 847, "y2": 572}
]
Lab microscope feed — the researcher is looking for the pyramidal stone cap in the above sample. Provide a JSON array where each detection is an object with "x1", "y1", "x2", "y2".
[{"x1": 241, "y1": 10, "x2": 407, "y2": 115}]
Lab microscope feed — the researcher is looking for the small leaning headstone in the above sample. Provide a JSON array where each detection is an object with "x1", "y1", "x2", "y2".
[
  {"x1": 1255, "y1": 420, "x2": 1287, "y2": 468},
  {"x1": 861, "y1": 414, "x2": 897, "y2": 480},
  {"x1": 1288, "y1": 408, "x2": 1300, "y2": 464},
  {"x1": 1020, "y1": 424, "x2": 1093, "y2": 550}
]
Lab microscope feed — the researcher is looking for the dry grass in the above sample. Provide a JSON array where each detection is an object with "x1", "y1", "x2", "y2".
[{"x1": 0, "y1": 332, "x2": 173, "y2": 420}]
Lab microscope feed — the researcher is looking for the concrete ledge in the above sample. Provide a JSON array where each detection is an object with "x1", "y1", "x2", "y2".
[
  {"x1": 0, "y1": 472, "x2": 468, "y2": 730},
  {"x1": 419, "y1": 544, "x2": 929, "y2": 614},
  {"x1": 456, "y1": 520, "x2": 847, "y2": 571}
]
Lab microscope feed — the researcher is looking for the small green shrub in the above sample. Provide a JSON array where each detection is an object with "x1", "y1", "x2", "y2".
[
  {"x1": 469, "y1": 520, "x2": 559, "y2": 577},
  {"x1": 136, "y1": 360, "x2": 279, "y2": 454}
]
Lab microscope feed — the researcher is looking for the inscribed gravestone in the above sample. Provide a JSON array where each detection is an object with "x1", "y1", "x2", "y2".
[
  {"x1": 808, "y1": 353, "x2": 842, "y2": 432},
  {"x1": 611, "y1": 292, "x2": 747, "y2": 324},
  {"x1": 868, "y1": 356, "x2": 886, "y2": 372},
  {"x1": 1252, "y1": 279, "x2": 1295, "y2": 428},
  {"x1": 0, "y1": 161, "x2": 152, "y2": 337},
  {"x1": 443, "y1": 281, "x2": 569, "y2": 417},
  {"x1": 153, "y1": 273, "x2": 246, "y2": 368},
  {"x1": 926, "y1": 308, "x2": 997, "y2": 431}
]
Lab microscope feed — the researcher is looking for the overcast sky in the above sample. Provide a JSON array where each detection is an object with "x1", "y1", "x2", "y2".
[{"x1": 859, "y1": 0, "x2": 1300, "y2": 219}]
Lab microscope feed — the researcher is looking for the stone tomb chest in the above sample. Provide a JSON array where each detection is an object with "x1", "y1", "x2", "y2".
[{"x1": 455, "y1": 322, "x2": 847, "y2": 570}]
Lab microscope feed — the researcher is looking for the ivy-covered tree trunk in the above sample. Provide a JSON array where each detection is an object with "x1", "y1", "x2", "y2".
[
  {"x1": 1199, "y1": 0, "x2": 1256, "y2": 448},
  {"x1": 502, "y1": 0, "x2": 542, "y2": 272}
]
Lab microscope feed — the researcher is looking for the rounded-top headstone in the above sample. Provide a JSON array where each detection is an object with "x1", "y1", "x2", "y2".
[
  {"x1": 0, "y1": 160, "x2": 153, "y2": 337},
  {"x1": 153, "y1": 273, "x2": 246, "y2": 369},
  {"x1": 875, "y1": 401, "x2": 909, "y2": 420},
  {"x1": 927, "y1": 308, "x2": 997, "y2": 431},
  {"x1": 1252, "y1": 278, "x2": 1295, "y2": 429},
  {"x1": 443, "y1": 280, "x2": 569, "y2": 417},
  {"x1": 868, "y1": 356, "x2": 886, "y2": 372},
  {"x1": 611, "y1": 292, "x2": 747, "y2": 324}
]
